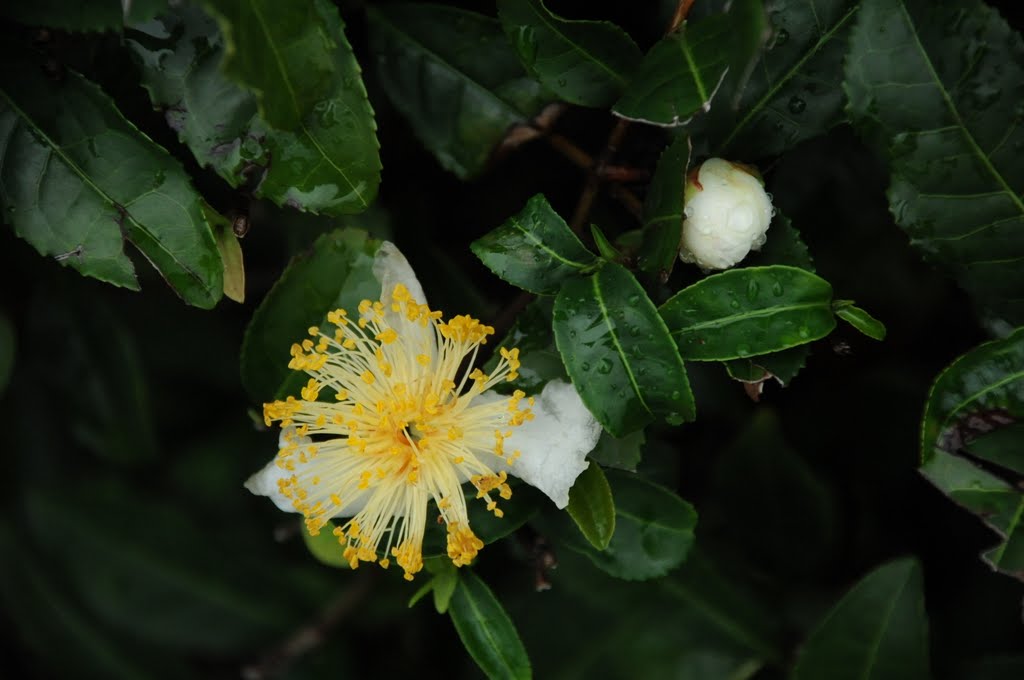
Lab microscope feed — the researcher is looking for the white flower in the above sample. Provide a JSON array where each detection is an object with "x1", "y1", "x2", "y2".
[
  {"x1": 679, "y1": 158, "x2": 774, "y2": 270},
  {"x1": 245, "y1": 241, "x2": 601, "y2": 580}
]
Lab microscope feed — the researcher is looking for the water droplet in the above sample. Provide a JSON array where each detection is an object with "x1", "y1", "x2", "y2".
[
  {"x1": 798, "y1": 326, "x2": 810, "y2": 339},
  {"x1": 597, "y1": 358, "x2": 613, "y2": 375},
  {"x1": 788, "y1": 96, "x2": 806, "y2": 114},
  {"x1": 746, "y1": 279, "x2": 760, "y2": 299},
  {"x1": 772, "y1": 281, "x2": 784, "y2": 296},
  {"x1": 569, "y1": 330, "x2": 577, "y2": 339},
  {"x1": 557, "y1": 78, "x2": 568, "y2": 87},
  {"x1": 580, "y1": 361, "x2": 591, "y2": 371},
  {"x1": 628, "y1": 295, "x2": 640, "y2": 305},
  {"x1": 729, "y1": 299, "x2": 741, "y2": 309},
  {"x1": 665, "y1": 413, "x2": 685, "y2": 426},
  {"x1": 737, "y1": 344, "x2": 751, "y2": 357},
  {"x1": 774, "y1": 28, "x2": 789, "y2": 46}
]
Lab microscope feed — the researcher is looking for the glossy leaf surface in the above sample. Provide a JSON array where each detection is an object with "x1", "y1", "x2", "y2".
[
  {"x1": 497, "y1": 0, "x2": 642, "y2": 108},
  {"x1": 660, "y1": 266, "x2": 836, "y2": 361},
  {"x1": 554, "y1": 263, "x2": 694, "y2": 436},
  {"x1": 566, "y1": 463, "x2": 615, "y2": 550},
  {"x1": 0, "y1": 63, "x2": 222, "y2": 307},
  {"x1": 472, "y1": 194, "x2": 597, "y2": 294},
  {"x1": 449, "y1": 570, "x2": 531, "y2": 680}
]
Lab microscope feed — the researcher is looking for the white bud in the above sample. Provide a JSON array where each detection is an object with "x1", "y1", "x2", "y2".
[{"x1": 678, "y1": 158, "x2": 774, "y2": 271}]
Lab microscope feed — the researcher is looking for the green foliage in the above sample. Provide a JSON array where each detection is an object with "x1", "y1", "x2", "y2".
[
  {"x1": 845, "y1": 0, "x2": 1024, "y2": 324},
  {"x1": 0, "y1": 62, "x2": 223, "y2": 307},
  {"x1": 449, "y1": 570, "x2": 531, "y2": 680},
  {"x1": 240, "y1": 229, "x2": 380, "y2": 401},
  {"x1": 472, "y1": 193, "x2": 597, "y2": 294},
  {"x1": 791, "y1": 558, "x2": 931, "y2": 680},
  {"x1": 497, "y1": 0, "x2": 642, "y2": 108},
  {"x1": 368, "y1": 3, "x2": 549, "y2": 178},
  {"x1": 638, "y1": 134, "x2": 690, "y2": 276},
  {"x1": 834, "y1": 300, "x2": 887, "y2": 340},
  {"x1": 919, "y1": 328, "x2": 1024, "y2": 578},
  {"x1": 659, "y1": 266, "x2": 837, "y2": 360},
  {"x1": 553, "y1": 263, "x2": 694, "y2": 436},
  {"x1": 566, "y1": 463, "x2": 615, "y2": 550}
]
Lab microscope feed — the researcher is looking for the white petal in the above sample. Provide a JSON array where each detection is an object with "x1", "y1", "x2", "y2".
[
  {"x1": 374, "y1": 241, "x2": 429, "y2": 307},
  {"x1": 504, "y1": 380, "x2": 602, "y2": 508},
  {"x1": 244, "y1": 428, "x2": 370, "y2": 517}
]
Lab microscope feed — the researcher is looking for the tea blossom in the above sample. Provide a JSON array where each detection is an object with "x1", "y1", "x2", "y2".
[
  {"x1": 679, "y1": 158, "x2": 774, "y2": 270},
  {"x1": 246, "y1": 242, "x2": 601, "y2": 580}
]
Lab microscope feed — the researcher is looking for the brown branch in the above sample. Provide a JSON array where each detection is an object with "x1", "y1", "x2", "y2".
[
  {"x1": 241, "y1": 569, "x2": 376, "y2": 680},
  {"x1": 667, "y1": 0, "x2": 697, "y2": 33},
  {"x1": 568, "y1": 118, "x2": 632, "y2": 234}
]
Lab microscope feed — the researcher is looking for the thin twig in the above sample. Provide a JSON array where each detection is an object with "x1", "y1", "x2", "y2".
[
  {"x1": 667, "y1": 0, "x2": 697, "y2": 33},
  {"x1": 568, "y1": 118, "x2": 632, "y2": 234},
  {"x1": 241, "y1": 569, "x2": 376, "y2": 680}
]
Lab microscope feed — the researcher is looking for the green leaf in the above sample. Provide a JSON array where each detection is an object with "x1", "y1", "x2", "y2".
[
  {"x1": 638, "y1": 135, "x2": 690, "y2": 277},
  {"x1": 496, "y1": 0, "x2": 642, "y2": 108},
  {"x1": 449, "y1": 570, "x2": 531, "y2": 680},
  {"x1": 965, "y1": 422, "x2": 1024, "y2": 477},
  {"x1": 368, "y1": 3, "x2": 551, "y2": 178},
  {"x1": 659, "y1": 266, "x2": 836, "y2": 361},
  {"x1": 724, "y1": 345, "x2": 809, "y2": 386},
  {"x1": 431, "y1": 563, "x2": 458, "y2": 614},
  {"x1": 920, "y1": 328, "x2": 1024, "y2": 464},
  {"x1": 791, "y1": 558, "x2": 930, "y2": 680},
  {"x1": 742, "y1": 213, "x2": 815, "y2": 271},
  {"x1": 566, "y1": 470, "x2": 697, "y2": 581},
  {"x1": 485, "y1": 297, "x2": 567, "y2": 395},
  {"x1": 129, "y1": 2, "x2": 380, "y2": 215},
  {"x1": 917, "y1": 329, "x2": 1024, "y2": 579},
  {"x1": 239, "y1": 229, "x2": 380, "y2": 402},
  {"x1": 566, "y1": 464, "x2": 616, "y2": 550},
  {"x1": 587, "y1": 429, "x2": 645, "y2": 472},
  {"x1": 201, "y1": 0, "x2": 334, "y2": 129},
  {"x1": 834, "y1": 301, "x2": 886, "y2": 340},
  {"x1": 471, "y1": 194, "x2": 597, "y2": 294},
  {"x1": 302, "y1": 523, "x2": 350, "y2": 569},
  {"x1": 710, "y1": 0, "x2": 860, "y2": 158},
  {"x1": 0, "y1": 0, "x2": 122, "y2": 31},
  {"x1": 0, "y1": 62, "x2": 223, "y2": 307},
  {"x1": 845, "y1": 0, "x2": 1024, "y2": 324},
  {"x1": 553, "y1": 263, "x2": 695, "y2": 436},
  {"x1": 613, "y1": 0, "x2": 768, "y2": 127},
  {"x1": 589, "y1": 224, "x2": 621, "y2": 261}
]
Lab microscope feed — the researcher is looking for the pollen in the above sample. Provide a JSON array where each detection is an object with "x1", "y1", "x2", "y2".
[{"x1": 262, "y1": 284, "x2": 529, "y2": 579}]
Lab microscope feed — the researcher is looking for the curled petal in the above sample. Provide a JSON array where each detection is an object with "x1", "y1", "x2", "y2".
[
  {"x1": 374, "y1": 241, "x2": 429, "y2": 307},
  {"x1": 501, "y1": 380, "x2": 602, "y2": 508}
]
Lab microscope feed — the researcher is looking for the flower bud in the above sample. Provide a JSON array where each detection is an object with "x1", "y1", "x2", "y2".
[{"x1": 678, "y1": 158, "x2": 774, "y2": 271}]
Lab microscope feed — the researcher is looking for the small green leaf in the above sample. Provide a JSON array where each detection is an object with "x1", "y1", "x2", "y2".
[
  {"x1": 449, "y1": 570, "x2": 531, "y2": 680},
  {"x1": 239, "y1": 229, "x2": 380, "y2": 402},
  {"x1": 553, "y1": 264, "x2": 695, "y2": 436},
  {"x1": 567, "y1": 470, "x2": 697, "y2": 581},
  {"x1": 431, "y1": 564, "x2": 458, "y2": 615},
  {"x1": 497, "y1": 0, "x2": 642, "y2": 108},
  {"x1": 368, "y1": 3, "x2": 550, "y2": 179},
  {"x1": 791, "y1": 558, "x2": 930, "y2": 680},
  {"x1": 659, "y1": 266, "x2": 836, "y2": 361},
  {"x1": 472, "y1": 194, "x2": 597, "y2": 294},
  {"x1": 845, "y1": 0, "x2": 1024, "y2": 324},
  {"x1": 566, "y1": 464, "x2": 615, "y2": 550},
  {"x1": 834, "y1": 301, "x2": 886, "y2": 340},
  {"x1": 613, "y1": 0, "x2": 767, "y2": 127},
  {"x1": 0, "y1": 0, "x2": 122, "y2": 31},
  {"x1": 201, "y1": 0, "x2": 334, "y2": 130},
  {"x1": 587, "y1": 429, "x2": 645, "y2": 472},
  {"x1": 302, "y1": 523, "x2": 349, "y2": 569},
  {"x1": 589, "y1": 224, "x2": 621, "y2": 261},
  {"x1": 638, "y1": 135, "x2": 690, "y2": 276},
  {"x1": 0, "y1": 60, "x2": 223, "y2": 307}
]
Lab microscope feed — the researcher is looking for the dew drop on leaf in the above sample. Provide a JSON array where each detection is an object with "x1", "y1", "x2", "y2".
[
  {"x1": 788, "y1": 96, "x2": 806, "y2": 114},
  {"x1": 746, "y1": 279, "x2": 760, "y2": 299},
  {"x1": 597, "y1": 358, "x2": 614, "y2": 375},
  {"x1": 772, "y1": 281, "x2": 784, "y2": 296}
]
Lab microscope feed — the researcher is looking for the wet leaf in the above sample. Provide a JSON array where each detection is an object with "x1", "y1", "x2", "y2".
[
  {"x1": 587, "y1": 429, "x2": 645, "y2": 472},
  {"x1": 368, "y1": 3, "x2": 550, "y2": 178},
  {"x1": 566, "y1": 463, "x2": 615, "y2": 550},
  {"x1": 834, "y1": 301, "x2": 886, "y2": 340},
  {"x1": 553, "y1": 263, "x2": 695, "y2": 437},
  {"x1": 0, "y1": 59, "x2": 223, "y2": 307},
  {"x1": 845, "y1": 0, "x2": 1024, "y2": 324},
  {"x1": 472, "y1": 193, "x2": 597, "y2": 294},
  {"x1": 638, "y1": 135, "x2": 690, "y2": 276},
  {"x1": 497, "y1": 0, "x2": 642, "y2": 108},
  {"x1": 659, "y1": 266, "x2": 836, "y2": 361}
]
